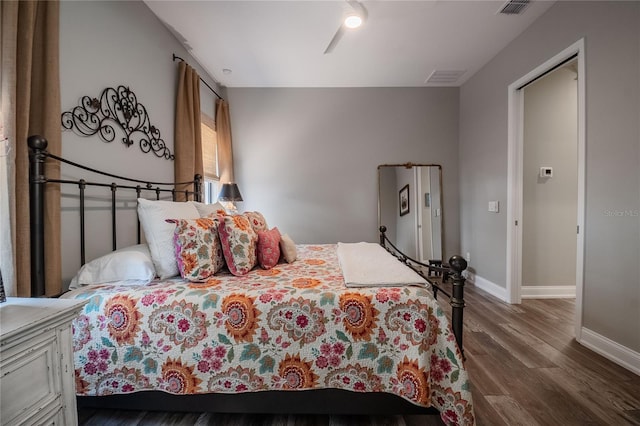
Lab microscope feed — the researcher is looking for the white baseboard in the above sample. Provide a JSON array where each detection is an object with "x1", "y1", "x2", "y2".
[
  {"x1": 521, "y1": 285, "x2": 576, "y2": 299},
  {"x1": 579, "y1": 328, "x2": 640, "y2": 376},
  {"x1": 464, "y1": 271, "x2": 507, "y2": 302}
]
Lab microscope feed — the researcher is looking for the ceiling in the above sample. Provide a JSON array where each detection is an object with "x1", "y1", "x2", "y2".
[{"x1": 145, "y1": 0, "x2": 556, "y2": 88}]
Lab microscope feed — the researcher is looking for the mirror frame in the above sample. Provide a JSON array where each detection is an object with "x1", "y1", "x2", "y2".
[{"x1": 377, "y1": 162, "x2": 444, "y2": 259}]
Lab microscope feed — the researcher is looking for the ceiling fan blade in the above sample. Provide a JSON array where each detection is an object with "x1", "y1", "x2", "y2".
[
  {"x1": 346, "y1": 0, "x2": 368, "y2": 21},
  {"x1": 323, "y1": 0, "x2": 367, "y2": 54},
  {"x1": 323, "y1": 24, "x2": 345, "y2": 54}
]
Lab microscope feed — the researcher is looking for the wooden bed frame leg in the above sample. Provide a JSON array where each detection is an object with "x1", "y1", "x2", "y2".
[
  {"x1": 448, "y1": 255, "x2": 468, "y2": 361},
  {"x1": 28, "y1": 135, "x2": 48, "y2": 297}
]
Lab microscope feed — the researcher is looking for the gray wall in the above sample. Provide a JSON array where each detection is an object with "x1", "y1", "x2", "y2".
[
  {"x1": 227, "y1": 87, "x2": 460, "y2": 258},
  {"x1": 59, "y1": 0, "x2": 222, "y2": 285},
  {"x1": 522, "y1": 68, "x2": 578, "y2": 288},
  {"x1": 459, "y1": 1, "x2": 640, "y2": 351}
]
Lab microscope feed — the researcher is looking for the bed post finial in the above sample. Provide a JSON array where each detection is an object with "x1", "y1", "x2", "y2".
[
  {"x1": 379, "y1": 225, "x2": 387, "y2": 247},
  {"x1": 194, "y1": 174, "x2": 202, "y2": 202},
  {"x1": 28, "y1": 135, "x2": 48, "y2": 297},
  {"x1": 28, "y1": 134, "x2": 48, "y2": 151},
  {"x1": 449, "y1": 255, "x2": 467, "y2": 274},
  {"x1": 448, "y1": 254, "x2": 467, "y2": 359}
]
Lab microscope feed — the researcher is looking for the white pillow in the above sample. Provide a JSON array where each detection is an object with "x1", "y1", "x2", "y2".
[
  {"x1": 137, "y1": 198, "x2": 200, "y2": 278},
  {"x1": 280, "y1": 234, "x2": 297, "y2": 263},
  {"x1": 69, "y1": 244, "x2": 155, "y2": 289},
  {"x1": 192, "y1": 201, "x2": 226, "y2": 217}
]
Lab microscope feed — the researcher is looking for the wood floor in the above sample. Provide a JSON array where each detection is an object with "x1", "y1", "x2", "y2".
[{"x1": 78, "y1": 284, "x2": 640, "y2": 426}]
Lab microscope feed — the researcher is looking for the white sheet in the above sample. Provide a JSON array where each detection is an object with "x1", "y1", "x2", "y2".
[{"x1": 337, "y1": 242, "x2": 429, "y2": 288}]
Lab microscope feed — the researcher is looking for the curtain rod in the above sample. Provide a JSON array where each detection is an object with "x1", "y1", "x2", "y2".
[{"x1": 173, "y1": 54, "x2": 224, "y2": 100}]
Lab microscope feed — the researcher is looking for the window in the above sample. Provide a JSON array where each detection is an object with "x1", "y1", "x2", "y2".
[{"x1": 201, "y1": 113, "x2": 219, "y2": 203}]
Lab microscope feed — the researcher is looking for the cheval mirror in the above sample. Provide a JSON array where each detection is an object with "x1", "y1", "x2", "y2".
[{"x1": 377, "y1": 163, "x2": 444, "y2": 263}]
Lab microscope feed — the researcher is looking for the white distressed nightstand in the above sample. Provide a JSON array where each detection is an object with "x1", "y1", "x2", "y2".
[{"x1": 0, "y1": 297, "x2": 86, "y2": 426}]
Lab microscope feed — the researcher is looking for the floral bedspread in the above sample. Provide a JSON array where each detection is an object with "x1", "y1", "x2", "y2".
[{"x1": 63, "y1": 244, "x2": 474, "y2": 425}]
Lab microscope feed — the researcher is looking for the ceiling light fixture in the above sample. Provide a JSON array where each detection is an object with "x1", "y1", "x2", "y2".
[
  {"x1": 344, "y1": 14, "x2": 363, "y2": 29},
  {"x1": 324, "y1": 0, "x2": 368, "y2": 54}
]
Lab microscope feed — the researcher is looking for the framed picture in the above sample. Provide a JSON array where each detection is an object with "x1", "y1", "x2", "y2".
[{"x1": 399, "y1": 184, "x2": 410, "y2": 216}]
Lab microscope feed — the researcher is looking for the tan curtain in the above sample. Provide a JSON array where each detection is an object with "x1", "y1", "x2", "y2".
[
  {"x1": 216, "y1": 99, "x2": 235, "y2": 183},
  {"x1": 1, "y1": 0, "x2": 62, "y2": 297},
  {"x1": 174, "y1": 61, "x2": 203, "y2": 201}
]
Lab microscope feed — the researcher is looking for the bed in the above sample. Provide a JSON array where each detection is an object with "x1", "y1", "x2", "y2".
[{"x1": 27, "y1": 135, "x2": 475, "y2": 425}]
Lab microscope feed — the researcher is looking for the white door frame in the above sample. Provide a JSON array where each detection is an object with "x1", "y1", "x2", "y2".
[
  {"x1": 506, "y1": 39, "x2": 586, "y2": 340},
  {"x1": 415, "y1": 167, "x2": 423, "y2": 261}
]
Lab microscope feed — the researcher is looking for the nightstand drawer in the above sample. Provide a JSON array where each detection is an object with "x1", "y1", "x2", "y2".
[
  {"x1": 18, "y1": 404, "x2": 65, "y2": 426},
  {"x1": 1, "y1": 333, "x2": 62, "y2": 426},
  {"x1": 1, "y1": 298, "x2": 86, "y2": 426}
]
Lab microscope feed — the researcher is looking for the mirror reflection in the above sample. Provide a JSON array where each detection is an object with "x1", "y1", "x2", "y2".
[{"x1": 378, "y1": 164, "x2": 443, "y2": 262}]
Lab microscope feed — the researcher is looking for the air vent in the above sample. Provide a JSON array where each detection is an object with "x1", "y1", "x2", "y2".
[
  {"x1": 498, "y1": 0, "x2": 530, "y2": 15},
  {"x1": 425, "y1": 70, "x2": 467, "y2": 85}
]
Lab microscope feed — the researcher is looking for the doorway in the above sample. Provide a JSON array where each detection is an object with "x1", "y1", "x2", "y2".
[
  {"x1": 506, "y1": 39, "x2": 586, "y2": 340},
  {"x1": 521, "y1": 59, "x2": 578, "y2": 299}
]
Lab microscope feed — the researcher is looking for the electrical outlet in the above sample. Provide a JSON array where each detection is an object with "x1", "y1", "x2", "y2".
[{"x1": 465, "y1": 252, "x2": 471, "y2": 262}]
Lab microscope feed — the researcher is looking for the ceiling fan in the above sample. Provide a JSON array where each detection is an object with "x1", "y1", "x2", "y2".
[{"x1": 323, "y1": 0, "x2": 368, "y2": 54}]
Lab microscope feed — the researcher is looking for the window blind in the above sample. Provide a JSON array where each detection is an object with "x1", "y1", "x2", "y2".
[{"x1": 201, "y1": 113, "x2": 218, "y2": 181}]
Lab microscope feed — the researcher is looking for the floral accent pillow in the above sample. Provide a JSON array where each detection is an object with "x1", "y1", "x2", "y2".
[
  {"x1": 243, "y1": 211, "x2": 269, "y2": 233},
  {"x1": 166, "y1": 218, "x2": 225, "y2": 281},
  {"x1": 217, "y1": 214, "x2": 258, "y2": 276},
  {"x1": 257, "y1": 227, "x2": 281, "y2": 270}
]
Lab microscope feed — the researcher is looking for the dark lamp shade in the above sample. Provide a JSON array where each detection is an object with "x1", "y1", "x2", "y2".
[{"x1": 218, "y1": 183, "x2": 243, "y2": 202}]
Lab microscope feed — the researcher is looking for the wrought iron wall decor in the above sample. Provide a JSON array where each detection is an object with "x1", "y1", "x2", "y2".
[{"x1": 61, "y1": 86, "x2": 174, "y2": 160}]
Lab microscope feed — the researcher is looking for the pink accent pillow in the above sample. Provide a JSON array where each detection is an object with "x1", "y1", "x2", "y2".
[
  {"x1": 217, "y1": 214, "x2": 258, "y2": 276},
  {"x1": 243, "y1": 211, "x2": 268, "y2": 233},
  {"x1": 166, "y1": 218, "x2": 225, "y2": 282},
  {"x1": 257, "y1": 227, "x2": 281, "y2": 270}
]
